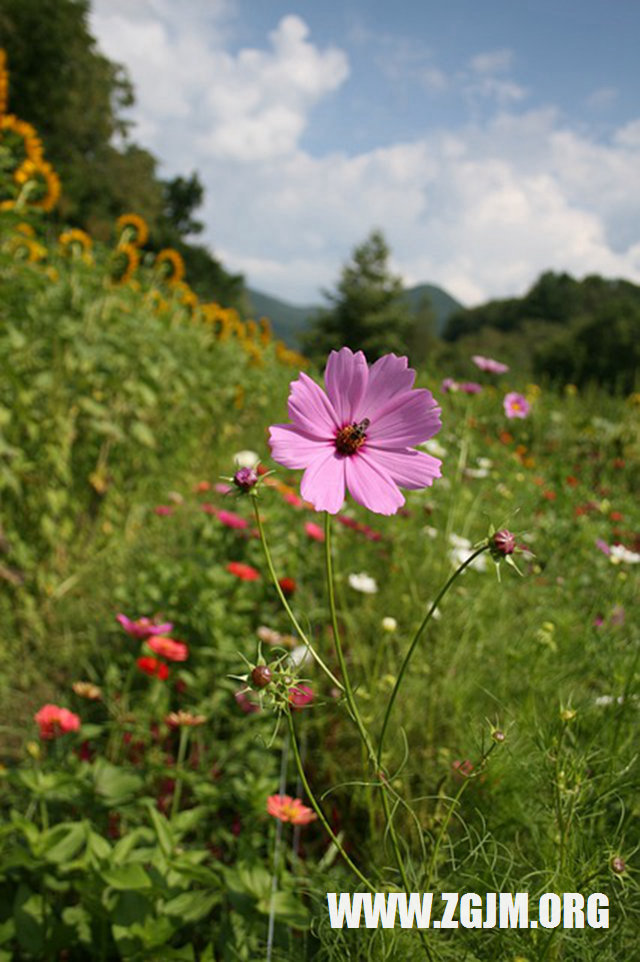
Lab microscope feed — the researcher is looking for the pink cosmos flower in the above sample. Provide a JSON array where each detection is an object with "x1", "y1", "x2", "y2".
[
  {"x1": 269, "y1": 348, "x2": 442, "y2": 515},
  {"x1": 147, "y1": 636, "x2": 189, "y2": 662},
  {"x1": 441, "y1": 377, "x2": 459, "y2": 393},
  {"x1": 472, "y1": 355, "x2": 509, "y2": 374},
  {"x1": 504, "y1": 392, "x2": 531, "y2": 419},
  {"x1": 35, "y1": 704, "x2": 81, "y2": 740},
  {"x1": 116, "y1": 614, "x2": 174, "y2": 639},
  {"x1": 267, "y1": 794, "x2": 317, "y2": 825},
  {"x1": 305, "y1": 521, "x2": 325, "y2": 542}
]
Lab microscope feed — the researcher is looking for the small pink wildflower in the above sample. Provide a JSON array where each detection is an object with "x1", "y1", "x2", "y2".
[
  {"x1": 214, "y1": 482, "x2": 233, "y2": 495},
  {"x1": 154, "y1": 505, "x2": 174, "y2": 516},
  {"x1": 227, "y1": 561, "x2": 261, "y2": 581},
  {"x1": 305, "y1": 521, "x2": 325, "y2": 542},
  {"x1": 35, "y1": 704, "x2": 81, "y2": 740},
  {"x1": 472, "y1": 355, "x2": 509, "y2": 374},
  {"x1": 288, "y1": 684, "x2": 314, "y2": 709},
  {"x1": 441, "y1": 378, "x2": 458, "y2": 393},
  {"x1": 147, "y1": 636, "x2": 189, "y2": 662},
  {"x1": 269, "y1": 348, "x2": 442, "y2": 515},
  {"x1": 267, "y1": 794, "x2": 317, "y2": 825},
  {"x1": 116, "y1": 614, "x2": 174, "y2": 639},
  {"x1": 504, "y1": 392, "x2": 531, "y2": 419},
  {"x1": 595, "y1": 538, "x2": 611, "y2": 556},
  {"x1": 216, "y1": 510, "x2": 249, "y2": 530},
  {"x1": 458, "y1": 381, "x2": 483, "y2": 395}
]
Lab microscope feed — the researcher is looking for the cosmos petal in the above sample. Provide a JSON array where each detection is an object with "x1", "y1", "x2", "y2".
[
  {"x1": 324, "y1": 348, "x2": 369, "y2": 425},
  {"x1": 269, "y1": 424, "x2": 334, "y2": 470},
  {"x1": 345, "y1": 454, "x2": 405, "y2": 515},
  {"x1": 300, "y1": 451, "x2": 346, "y2": 514},
  {"x1": 353, "y1": 353, "x2": 416, "y2": 421},
  {"x1": 366, "y1": 390, "x2": 442, "y2": 447},
  {"x1": 288, "y1": 372, "x2": 339, "y2": 437},
  {"x1": 363, "y1": 446, "x2": 442, "y2": 489}
]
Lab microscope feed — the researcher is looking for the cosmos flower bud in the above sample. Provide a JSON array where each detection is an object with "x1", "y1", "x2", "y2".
[
  {"x1": 610, "y1": 856, "x2": 626, "y2": 874},
  {"x1": 251, "y1": 665, "x2": 273, "y2": 689},
  {"x1": 234, "y1": 467, "x2": 258, "y2": 492},
  {"x1": 491, "y1": 529, "x2": 516, "y2": 557}
]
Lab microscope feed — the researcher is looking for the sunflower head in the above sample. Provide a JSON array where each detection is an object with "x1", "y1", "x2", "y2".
[
  {"x1": 155, "y1": 248, "x2": 185, "y2": 285},
  {"x1": 116, "y1": 212, "x2": 149, "y2": 248},
  {"x1": 109, "y1": 242, "x2": 139, "y2": 284}
]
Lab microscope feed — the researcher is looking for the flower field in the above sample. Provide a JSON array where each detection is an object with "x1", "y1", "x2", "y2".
[{"x1": 1, "y1": 53, "x2": 639, "y2": 962}]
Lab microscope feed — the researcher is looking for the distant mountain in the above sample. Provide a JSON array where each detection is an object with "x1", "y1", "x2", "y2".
[{"x1": 247, "y1": 283, "x2": 463, "y2": 347}]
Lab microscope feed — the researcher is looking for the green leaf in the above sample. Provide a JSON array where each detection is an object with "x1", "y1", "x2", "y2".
[
  {"x1": 130, "y1": 421, "x2": 156, "y2": 448},
  {"x1": 256, "y1": 891, "x2": 310, "y2": 929},
  {"x1": 42, "y1": 821, "x2": 87, "y2": 863},
  {"x1": 101, "y1": 863, "x2": 152, "y2": 891},
  {"x1": 13, "y1": 884, "x2": 45, "y2": 957},
  {"x1": 87, "y1": 831, "x2": 112, "y2": 863},
  {"x1": 93, "y1": 759, "x2": 143, "y2": 804},
  {"x1": 0, "y1": 917, "x2": 15, "y2": 946},
  {"x1": 62, "y1": 905, "x2": 92, "y2": 945},
  {"x1": 162, "y1": 890, "x2": 219, "y2": 923},
  {"x1": 148, "y1": 805, "x2": 173, "y2": 856}
]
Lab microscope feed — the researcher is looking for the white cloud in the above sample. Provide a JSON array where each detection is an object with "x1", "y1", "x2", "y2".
[{"x1": 89, "y1": 4, "x2": 640, "y2": 306}]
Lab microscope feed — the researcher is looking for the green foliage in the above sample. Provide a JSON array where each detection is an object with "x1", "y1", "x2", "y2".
[
  {"x1": 302, "y1": 229, "x2": 415, "y2": 361},
  {"x1": 443, "y1": 270, "x2": 640, "y2": 392}
]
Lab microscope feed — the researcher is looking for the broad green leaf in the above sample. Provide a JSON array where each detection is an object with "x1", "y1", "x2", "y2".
[
  {"x1": 42, "y1": 821, "x2": 87, "y2": 863},
  {"x1": 148, "y1": 805, "x2": 173, "y2": 856},
  {"x1": 101, "y1": 863, "x2": 152, "y2": 891},
  {"x1": 162, "y1": 890, "x2": 219, "y2": 923},
  {"x1": 256, "y1": 891, "x2": 310, "y2": 929}
]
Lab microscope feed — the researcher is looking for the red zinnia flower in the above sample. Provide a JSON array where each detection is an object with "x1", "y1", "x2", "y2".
[
  {"x1": 227, "y1": 561, "x2": 260, "y2": 581},
  {"x1": 137, "y1": 656, "x2": 169, "y2": 680},
  {"x1": 147, "y1": 636, "x2": 189, "y2": 662},
  {"x1": 278, "y1": 577, "x2": 296, "y2": 596}
]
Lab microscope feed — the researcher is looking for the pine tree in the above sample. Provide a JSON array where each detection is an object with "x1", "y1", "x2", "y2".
[{"x1": 302, "y1": 229, "x2": 414, "y2": 361}]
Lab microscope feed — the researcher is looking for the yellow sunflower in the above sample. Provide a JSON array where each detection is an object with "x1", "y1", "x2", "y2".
[
  {"x1": 116, "y1": 212, "x2": 149, "y2": 248},
  {"x1": 155, "y1": 248, "x2": 185, "y2": 285},
  {"x1": 59, "y1": 228, "x2": 93, "y2": 254},
  {"x1": 109, "y1": 242, "x2": 139, "y2": 285}
]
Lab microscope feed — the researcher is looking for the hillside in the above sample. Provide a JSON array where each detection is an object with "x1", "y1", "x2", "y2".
[{"x1": 247, "y1": 282, "x2": 463, "y2": 347}]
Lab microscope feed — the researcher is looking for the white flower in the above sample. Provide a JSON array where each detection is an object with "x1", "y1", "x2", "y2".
[
  {"x1": 423, "y1": 525, "x2": 438, "y2": 539},
  {"x1": 233, "y1": 449, "x2": 260, "y2": 469},
  {"x1": 381, "y1": 616, "x2": 397, "y2": 632},
  {"x1": 289, "y1": 645, "x2": 312, "y2": 669},
  {"x1": 610, "y1": 544, "x2": 640, "y2": 565},
  {"x1": 477, "y1": 457, "x2": 493, "y2": 470},
  {"x1": 464, "y1": 467, "x2": 489, "y2": 479},
  {"x1": 448, "y1": 534, "x2": 488, "y2": 572},
  {"x1": 421, "y1": 438, "x2": 447, "y2": 458},
  {"x1": 348, "y1": 572, "x2": 378, "y2": 594}
]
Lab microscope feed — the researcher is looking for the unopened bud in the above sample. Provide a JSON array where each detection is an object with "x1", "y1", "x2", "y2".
[
  {"x1": 251, "y1": 665, "x2": 272, "y2": 689},
  {"x1": 492, "y1": 729, "x2": 506, "y2": 743},
  {"x1": 233, "y1": 467, "x2": 258, "y2": 492},
  {"x1": 610, "y1": 856, "x2": 626, "y2": 874}
]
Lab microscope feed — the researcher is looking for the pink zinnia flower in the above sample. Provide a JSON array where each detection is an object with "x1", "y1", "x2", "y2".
[
  {"x1": 267, "y1": 794, "x2": 317, "y2": 825},
  {"x1": 504, "y1": 392, "x2": 531, "y2": 419},
  {"x1": 216, "y1": 510, "x2": 249, "y2": 530},
  {"x1": 35, "y1": 704, "x2": 81, "y2": 740},
  {"x1": 472, "y1": 355, "x2": 509, "y2": 374},
  {"x1": 116, "y1": 614, "x2": 174, "y2": 639},
  {"x1": 305, "y1": 521, "x2": 325, "y2": 542},
  {"x1": 227, "y1": 561, "x2": 260, "y2": 581},
  {"x1": 269, "y1": 348, "x2": 442, "y2": 515},
  {"x1": 147, "y1": 636, "x2": 189, "y2": 662}
]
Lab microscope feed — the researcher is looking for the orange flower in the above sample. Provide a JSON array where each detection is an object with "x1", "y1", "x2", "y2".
[
  {"x1": 267, "y1": 794, "x2": 317, "y2": 825},
  {"x1": 147, "y1": 636, "x2": 189, "y2": 662}
]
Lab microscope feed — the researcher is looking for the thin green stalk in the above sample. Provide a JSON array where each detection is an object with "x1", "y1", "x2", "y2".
[
  {"x1": 170, "y1": 725, "x2": 189, "y2": 820},
  {"x1": 252, "y1": 496, "x2": 343, "y2": 691},
  {"x1": 323, "y1": 514, "x2": 434, "y2": 962},
  {"x1": 287, "y1": 712, "x2": 374, "y2": 891},
  {"x1": 377, "y1": 545, "x2": 490, "y2": 767},
  {"x1": 323, "y1": 512, "x2": 376, "y2": 760}
]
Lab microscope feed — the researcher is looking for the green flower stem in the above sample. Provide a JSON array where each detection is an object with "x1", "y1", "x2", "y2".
[
  {"x1": 170, "y1": 725, "x2": 190, "y2": 820},
  {"x1": 252, "y1": 495, "x2": 343, "y2": 691},
  {"x1": 377, "y1": 545, "x2": 490, "y2": 767},
  {"x1": 426, "y1": 742, "x2": 497, "y2": 890},
  {"x1": 287, "y1": 712, "x2": 374, "y2": 892},
  {"x1": 323, "y1": 514, "x2": 434, "y2": 961},
  {"x1": 323, "y1": 512, "x2": 377, "y2": 760}
]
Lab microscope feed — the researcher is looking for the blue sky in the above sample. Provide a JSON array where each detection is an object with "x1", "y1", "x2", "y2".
[{"x1": 90, "y1": 0, "x2": 640, "y2": 305}]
